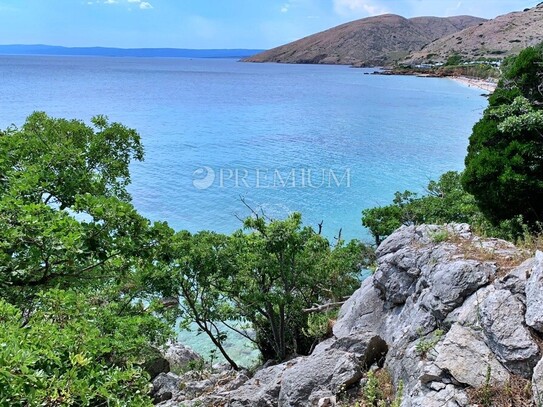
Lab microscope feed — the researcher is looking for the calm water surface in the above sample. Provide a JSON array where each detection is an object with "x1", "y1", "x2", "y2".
[
  {"x1": 0, "y1": 56, "x2": 487, "y2": 241},
  {"x1": 0, "y1": 56, "x2": 487, "y2": 364}
]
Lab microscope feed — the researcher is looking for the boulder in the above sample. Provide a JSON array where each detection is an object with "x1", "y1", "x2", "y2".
[
  {"x1": 163, "y1": 341, "x2": 203, "y2": 372},
  {"x1": 278, "y1": 349, "x2": 363, "y2": 406},
  {"x1": 432, "y1": 324, "x2": 509, "y2": 387},
  {"x1": 142, "y1": 347, "x2": 170, "y2": 380},
  {"x1": 410, "y1": 383, "x2": 470, "y2": 407},
  {"x1": 417, "y1": 259, "x2": 495, "y2": 321},
  {"x1": 228, "y1": 360, "x2": 298, "y2": 407},
  {"x1": 497, "y1": 257, "x2": 534, "y2": 297},
  {"x1": 151, "y1": 372, "x2": 181, "y2": 403},
  {"x1": 480, "y1": 289, "x2": 540, "y2": 377},
  {"x1": 333, "y1": 277, "x2": 387, "y2": 339},
  {"x1": 532, "y1": 357, "x2": 543, "y2": 405},
  {"x1": 526, "y1": 251, "x2": 543, "y2": 332},
  {"x1": 330, "y1": 333, "x2": 388, "y2": 367}
]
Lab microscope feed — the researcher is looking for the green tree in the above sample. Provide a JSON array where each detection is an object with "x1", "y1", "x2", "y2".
[
  {"x1": 462, "y1": 45, "x2": 543, "y2": 228},
  {"x1": 223, "y1": 213, "x2": 364, "y2": 361},
  {"x1": 0, "y1": 113, "x2": 174, "y2": 404},
  {"x1": 445, "y1": 53, "x2": 463, "y2": 66},
  {"x1": 362, "y1": 172, "x2": 481, "y2": 245},
  {"x1": 155, "y1": 230, "x2": 242, "y2": 370},
  {"x1": 362, "y1": 205, "x2": 403, "y2": 246},
  {"x1": 499, "y1": 43, "x2": 543, "y2": 103},
  {"x1": 0, "y1": 112, "x2": 143, "y2": 209}
]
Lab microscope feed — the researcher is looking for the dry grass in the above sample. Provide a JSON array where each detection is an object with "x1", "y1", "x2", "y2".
[
  {"x1": 437, "y1": 229, "x2": 532, "y2": 279},
  {"x1": 468, "y1": 375, "x2": 534, "y2": 407},
  {"x1": 516, "y1": 231, "x2": 543, "y2": 255}
]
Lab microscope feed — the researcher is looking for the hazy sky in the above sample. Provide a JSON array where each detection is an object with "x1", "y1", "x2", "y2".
[{"x1": 0, "y1": 0, "x2": 535, "y2": 49}]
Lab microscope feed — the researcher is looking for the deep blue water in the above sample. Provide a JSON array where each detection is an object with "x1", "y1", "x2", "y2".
[{"x1": 0, "y1": 56, "x2": 487, "y2": 242}]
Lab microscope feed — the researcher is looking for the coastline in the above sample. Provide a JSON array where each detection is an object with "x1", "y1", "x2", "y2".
[
  {"x1": 449, "y1": 76, "x2": 497, "y2": 93},
  {"x1": 371, "y1": 70, "x2": 498, "y2": 94}
]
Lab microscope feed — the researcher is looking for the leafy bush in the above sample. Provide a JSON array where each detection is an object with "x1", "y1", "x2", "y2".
[
  {"x1": 156, "y1": 212, "x2": 373, "y2": 365},
  {"x1": 0, "y1": 113, "x2": 175, "y2": 404},
  {"x1": 362, "y1": 171, "x2": 481, "y2": 245},
  {"x1": 0, "y1": 290, "x2": 169, "y2": 406},
  {"x1": 445, "y1": 53, "x2": 463, "y2": 66}
]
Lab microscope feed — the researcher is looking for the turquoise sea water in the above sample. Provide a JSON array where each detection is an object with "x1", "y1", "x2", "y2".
[
  {"x1": 0, "y1": 56, "x2": 487, "y2": 241},
  {"x1": 0, "y1": 56, "x2": 487, "y2": 364}
]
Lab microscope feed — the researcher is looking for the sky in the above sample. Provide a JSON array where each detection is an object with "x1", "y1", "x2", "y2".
[{"x1": 0, "y1": 0, "x2": 536, "y2": 49}]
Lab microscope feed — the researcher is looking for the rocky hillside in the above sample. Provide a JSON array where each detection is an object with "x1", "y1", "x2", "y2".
[
  {"x1": 243, "y1": 15, "x2": 485, "y2": 66},
  {"x1": 408, "y1": 3, "x2": 543, "y2": 64},
  {"x1": 152, "y1": 224, "x2": 543, "y2": 406}
]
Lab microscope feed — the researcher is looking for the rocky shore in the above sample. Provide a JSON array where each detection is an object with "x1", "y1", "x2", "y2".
[{"x1": 153, "y1": 224, "x2": 543, "y2": 406}]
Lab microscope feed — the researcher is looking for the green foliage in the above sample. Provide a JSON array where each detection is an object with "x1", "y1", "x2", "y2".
[
  {"x1": 430, "y1": 230, "x2": 450, "y2": 243},
  {"x1": 0, "y1": 291, "x2": 167, "y2": 406},
  {"x1": 445, "y1": 54, "x2": 463, "y2": 66},
  {"x1": 362, "y1": 172, "x2": 481, "y2": 245},
  {"x1": 0, "y1": 112, "x2": 143, "y2": 209},
  {"x1": 415, "y1": 329, "x2": 444, "y2": 359},
  {"x1": 0, "y1": 113, "x2": 175, "y2": 404},
  {"x1": 392, "y1": 380, "x2": 404, "y2": 407},
  {"x1": 500, "y1": 43, "x2": 543, "y2": 103},
  {"x1": 354, "y1": 369, "x2": 402, "y2": 407},
  {"x1": 156, "y1": 212, "x2": 371, "y2": 365},
  {"x1": 463, "y1": 44, "x2": 543, "y2": 230},
  {"x1": 225, "y1": 213, "x2": 365, "y2": 361},
  {"x1": 362, "y1": 205, "x2": 403, "y2": 246},
  {"x1": 303, "y1": 310, "x2": 337, "y2": 342},
  {"x1": 363, "y1": 370, "x2": 382, "y2": 405}
]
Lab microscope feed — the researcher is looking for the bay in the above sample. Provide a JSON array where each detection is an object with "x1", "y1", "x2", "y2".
[
  {"x1": 0, "y1": 56, "x2": 487, "y2": 365},
  {"x1": 0, "y1": 56, "x2": 486, "y2": 242}
]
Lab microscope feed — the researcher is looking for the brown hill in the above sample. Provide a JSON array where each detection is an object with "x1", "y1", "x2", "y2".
[
  {"x1": 243, "y1": 14, "x2": 486, "y2": 66},
  {"x1": 407, "y1": 3, "x2": 543, "y2": 64}
]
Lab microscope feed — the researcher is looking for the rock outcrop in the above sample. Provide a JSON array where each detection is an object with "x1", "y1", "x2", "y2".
[{"x1": 157, "y1": 224, "x2": 543, "y2": 406}]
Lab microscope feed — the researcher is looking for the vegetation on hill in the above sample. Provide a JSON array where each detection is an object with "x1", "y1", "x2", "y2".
[{"x1": 407, "y1": 3, "x2": 543, "y2": 65}]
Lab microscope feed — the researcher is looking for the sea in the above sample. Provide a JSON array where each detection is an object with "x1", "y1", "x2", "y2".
[{"x1": 0, "y1": 55, "x2": 488, "y2": 365}]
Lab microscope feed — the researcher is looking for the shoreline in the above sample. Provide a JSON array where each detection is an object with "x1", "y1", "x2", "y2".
[
  {"x1": 370, "y1": 70, "x2": 498, "y2": 93},
  {"x1": 448, "y1": 76, "x2": 497, "y2": 93}
]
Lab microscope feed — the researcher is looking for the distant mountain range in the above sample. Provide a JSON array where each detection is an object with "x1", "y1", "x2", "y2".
[
  {"x1": 0, "y1": 45, "x2": 263, "y2": 59},
  {"x1": 243, "y1": 15, "x2": 486, "y2": 66}
]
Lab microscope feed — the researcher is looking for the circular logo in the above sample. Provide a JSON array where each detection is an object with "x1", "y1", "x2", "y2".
[{"x1": 192, "y1": 166, "x2": 215, "y2": 190}]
